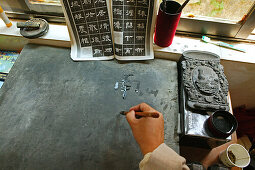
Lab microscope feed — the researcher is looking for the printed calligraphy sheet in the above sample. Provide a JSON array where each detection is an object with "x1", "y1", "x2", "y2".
[
  {"x1": 61, "y1": 0, "x2": 158, "y2": 61},
  {"x1": 61, "y1": 0, "x2": 114, "y2": 60},
  {"x1": 112, "y1": 0, "x2": 157, "y2": 60}
]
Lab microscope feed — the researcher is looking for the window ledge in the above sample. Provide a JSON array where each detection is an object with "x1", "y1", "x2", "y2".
[
  {"x1": 1, "y1": 19, "x2": 255, "y2": 64},
  {"x1": 0, "y1": 19, "x2": 70, "y2": 48},
  {"x1": 154, "y1": 35, "x2": 255, "y2": 64}
]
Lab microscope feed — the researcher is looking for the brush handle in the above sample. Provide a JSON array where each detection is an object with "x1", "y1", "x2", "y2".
[
  {"x1": 125, "y1": 111, "x2": 159, "y2": 118},
  {"x1": 163, "y1": 0, "x2": 166, "y2": 13},
  {"x1": 176, "y1": 0, "x2": 190, "y2": 13},
  {"x1": 136, "y1": 112, "x2": 159, "y2": 118}
]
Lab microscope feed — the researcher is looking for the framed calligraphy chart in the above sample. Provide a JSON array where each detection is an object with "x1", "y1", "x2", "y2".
[{"x1": 61, "y1": 0, "x2": 158, "y2": 61}]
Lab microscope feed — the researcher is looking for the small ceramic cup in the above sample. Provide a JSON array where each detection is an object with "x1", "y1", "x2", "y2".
[
  {"x1": 219, "y1": 144, "x2": 250, "y2": 168},
  {"x1": 207, "y1": 111, "x2": 238, "y2": 138}
]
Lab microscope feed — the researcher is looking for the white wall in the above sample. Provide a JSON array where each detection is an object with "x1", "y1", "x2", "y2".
[{"x1": 222, "y1": 60, "x2": 255, "y2": 109}]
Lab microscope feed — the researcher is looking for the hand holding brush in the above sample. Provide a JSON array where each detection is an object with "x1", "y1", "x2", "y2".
[{"x1": 124, "y1": 103, "x2": 164, "y2": 155}]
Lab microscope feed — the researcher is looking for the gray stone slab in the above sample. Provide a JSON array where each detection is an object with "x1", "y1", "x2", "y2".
[{"x1": 0, "y1": 44, "x2": 179, "y2": 170}]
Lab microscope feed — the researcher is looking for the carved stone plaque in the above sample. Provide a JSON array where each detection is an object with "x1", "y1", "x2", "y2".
[{"x1": 180, "y1": 50, "x2": 229, "y2": 111}]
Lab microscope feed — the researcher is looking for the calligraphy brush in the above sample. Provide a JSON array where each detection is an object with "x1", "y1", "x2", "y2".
[
  {"x1": 120, "y1": 111, "x2": 160, "y2": 118},
  {"x1": 176, "y1": 0, "x2": 190, "y2": 13},
  {"x1": 163, "y1": 0, "x2": 166, "y2": 13}
]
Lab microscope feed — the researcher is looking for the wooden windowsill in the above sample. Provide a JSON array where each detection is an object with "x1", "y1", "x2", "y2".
[{"x1": 154, "y1": 35, "x2": 255, "y2": 64}]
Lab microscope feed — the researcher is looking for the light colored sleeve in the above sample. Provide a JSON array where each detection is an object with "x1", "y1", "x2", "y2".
[{"x1": 139, "y1": 143, "x2": 190, "y2": 170}]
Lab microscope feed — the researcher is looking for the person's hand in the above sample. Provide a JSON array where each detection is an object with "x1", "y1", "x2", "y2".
[{"x1": 126, "y1": 103, "x2": 164, "y2": 155}]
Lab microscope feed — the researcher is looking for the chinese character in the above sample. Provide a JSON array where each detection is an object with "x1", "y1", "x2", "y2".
[
  {"x1": 102, "y1": 35, "x2": 111, "y2": 42},
  {"x1": 105, "y1": 48, "x2": 113, "y2": 53},
  {"x1": 71, "y1": 1, "x2": 80, "y2": 7},
  {"x1": 74, "y1": 13, "x2": 84, "y2": 20},
  {"x1": 113, "y1": 0, "x2": 123, "y2": 2},
  {"x1": 113, "y1": 8, "x2": 123, "y2": 15},
  {"x1": 136, "y1": 36, "x2": 144, "y2": 41},
  {"x1": 81, "y1": 37, "x2": 89, "y2": 44},
  {"x1": 138, "y1": 0, "x2": 148, "y2": 5},
  {"x1": 137, "y1": 23, "x2": 145, "y2": 29},
  {"x1": 114, "y1": 21, "x2": 122, "y2": 29},
  {"x1": 100, "y1": 22, "x2": 109, "y2": 30},
  {"x1": 135, "y1": 48, "x2": 144, "y2": 53},
  {"x1": 126, "y1": 22, "x2": 133, "y2": 29},
  {"x1": 97, "y1": 9, "x2": 106, "y2": 17},
  {"x1": 88, "y1": 24, "x2": 98, "y2": 32},
  {"x1": 126, "y1": 9, "x2": 134, "y2": 17},
  {"x1": 124, "y1": 48, "x2": 132, "y2": 54},
  {"x1": 91, "y1": 37, "x2": 100, "y2": 43},
  {"x1": 94, "y1": 49, "x2": 102, "y2": 55},
  {"x1": 138, "y1": 10, "x2": 147, "y2": 17},
  {"x1": 83, "y1": 0, "x2": 91, "y2": 4},
  {"x1": 95, "y1": 0, "x2": 105, "y2": 4},
  {"x1": 125, "y1": 35, "x2": 133, "y2": 41},
  {"x1": 116, "y1": 48, "x2": 121, "y2": 53},
  {"x1": 79, "y1": 25, "x2": 87, "y2": 34},
  {"x1": 86, "y1": 11, "x2": 96, "y2": 18}
]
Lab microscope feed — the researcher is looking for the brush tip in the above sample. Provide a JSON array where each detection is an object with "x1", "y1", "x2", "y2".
[{"x1": 120, "y1": 111, "x2": 126, "y2": 115}]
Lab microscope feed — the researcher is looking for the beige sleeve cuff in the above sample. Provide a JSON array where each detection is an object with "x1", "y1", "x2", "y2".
[{"x1": 139, "y1": 143, "x2": 190, "y2": 170}]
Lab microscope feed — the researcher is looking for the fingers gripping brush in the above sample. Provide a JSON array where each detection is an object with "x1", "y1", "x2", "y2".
[{"x1": 120, "y1": 111, "x2": 159, "y2": 118}]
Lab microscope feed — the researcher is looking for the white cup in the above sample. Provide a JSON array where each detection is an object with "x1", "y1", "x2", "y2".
[{"x1": 219, "y1": 144, "x2": 250, "y2": 168}]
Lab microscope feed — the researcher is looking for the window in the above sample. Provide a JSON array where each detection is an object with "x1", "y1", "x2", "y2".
[
  {"x1": 28, "y1": 0, "x2": 255, "y2": 38},
  {"x1": 159, "y1": 0, "x2": 255, "y2": 39},
  {"x1": 0, "y1": 0, "x2": 63, "y2": 17},
  {"x1": 175, "y1": 0, "x2": 254, "y2": 22},
  {"x1": 1, "y1": 0, "x2": 254, "y2": 39},
  {"x1": 29, "y1": 0, "x2": 61, "y2": 4},
  {"x1": 0, "y1": 0, "x2": 64, "y2": 23},
  {"x1": 25, "y1": 0, "x2": 63, "y2": 14}
]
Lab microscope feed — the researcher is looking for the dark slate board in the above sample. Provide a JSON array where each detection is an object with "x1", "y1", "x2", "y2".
[{"x1": 0, "y1": 44, "x2": 179, "y2": 170}]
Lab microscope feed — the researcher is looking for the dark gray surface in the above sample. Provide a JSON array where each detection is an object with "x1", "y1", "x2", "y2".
[{"x1": 0, "y1": 44, "x2": 179, "y2": 170}]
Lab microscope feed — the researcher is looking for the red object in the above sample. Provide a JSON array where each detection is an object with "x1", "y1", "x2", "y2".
[
  {"x1": 154, "y1": 1, "x2": 182, "y2": 47},
  {"x1": 234, "y1": 105, "x2": 255, "y2": 141}
]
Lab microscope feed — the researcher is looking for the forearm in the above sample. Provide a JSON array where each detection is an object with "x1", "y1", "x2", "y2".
[{"x1": 139, "y1": 143, "x2": 190, "y2": 170}]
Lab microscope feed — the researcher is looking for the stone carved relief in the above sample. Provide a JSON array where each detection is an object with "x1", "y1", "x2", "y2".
[{"x1": 181, "y1": 54, "x2": 229, "y2": 111}]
